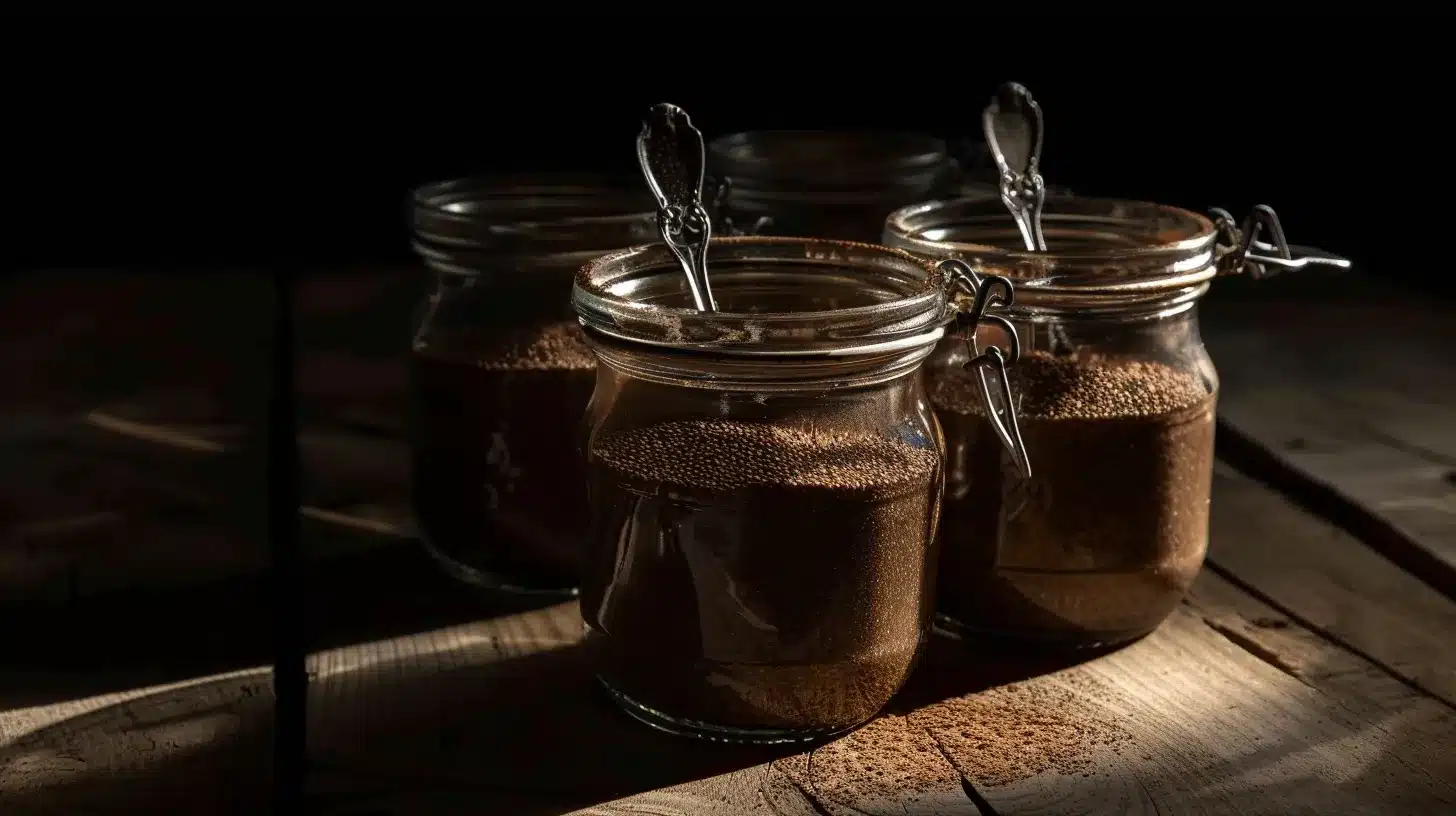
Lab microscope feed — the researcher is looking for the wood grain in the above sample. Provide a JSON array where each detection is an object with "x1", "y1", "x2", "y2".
[
  {"x1": 0, "y1": 269, "x2": 415, "y2": 602},
  {"x1": 1207, "y1": 465, "x2": 1456, "y2": 706},
  {"x1": 1203, "y1": 272, "x2": 1456, "y2": 597},
  {"x1": 4, "y1": 469, "x2": 1454, "y2": 815}
]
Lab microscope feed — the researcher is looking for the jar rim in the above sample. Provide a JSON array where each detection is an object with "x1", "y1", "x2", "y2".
[
  {"x1": 410, "y1": 173, "x2": 658, "y2": 251},
  {"x1": 883, "y1": 194, "x2": 1221, "y2": 297},
  {"x1": 572, "y1": 236, "x2": 949, "y2": 357},
  {"x1": 708, "y1": 131, "x2": 951, "y2": 189}
]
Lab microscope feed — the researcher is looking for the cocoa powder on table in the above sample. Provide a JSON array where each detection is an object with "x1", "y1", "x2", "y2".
[
  {"x1": 774, "y1": 675, "x2": 1132, "y2": 803},
  {"x1": 932, "y1": 351, "x2": 1216, "y2": 646}
]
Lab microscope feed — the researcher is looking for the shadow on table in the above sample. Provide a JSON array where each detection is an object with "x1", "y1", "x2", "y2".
[
  {"x1": 889, "y1": 627, "x2": 1121, "y2": 713},
  {"x1": 0, "y1": 638, "x2": 798, "y2": 816},
  {"x1": 0, "y1": 543, "x2": 558, "y2": 709}
]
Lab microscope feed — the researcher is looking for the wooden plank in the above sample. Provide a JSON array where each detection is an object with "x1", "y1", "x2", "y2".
[
  {"x1": 0, "y1": 538, "x2": 502, "y2": 714},
  {"x1": 0, "y1": 426, "x2": 411, "y2": 603},
  {"x1": 1207, "y1": 465, "x2": 1456, "y2": 706},
  {"x1": 0, "y1": 401, "x2": 413, "y2": 602},
  {"x1": 0, "y1": 269, "x2": 415, "y2": 602},
  {"x1": 5, "y1": 468, "x2": 1454, "y2": 814},
  {"x1": 1203, "y1": 271, "x2": 1456, "y2": 597}
]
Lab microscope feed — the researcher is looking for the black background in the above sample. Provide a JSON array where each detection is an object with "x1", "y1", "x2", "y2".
[{"x1": 6, "y1": 14, "x2": 1450, "y2": 293}]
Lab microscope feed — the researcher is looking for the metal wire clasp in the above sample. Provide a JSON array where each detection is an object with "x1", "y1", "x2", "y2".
[
  {"x1": 939, "y1": 258, "x2": 1032, "y2": 479},
  {"x1": 1211, "y1": 205, "x2": 1351, "y2": 279}
]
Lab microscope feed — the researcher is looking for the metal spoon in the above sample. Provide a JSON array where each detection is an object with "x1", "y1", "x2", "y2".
[
  {"x1": 637, "y1": 103, "x2": 717, "y2": 312},
  {"x1": 982, "y1": 82, "x2": 1075, "y2": 356},
  {"x1": 982, "y1": 82, "x2": 1047, "y2": 253}
]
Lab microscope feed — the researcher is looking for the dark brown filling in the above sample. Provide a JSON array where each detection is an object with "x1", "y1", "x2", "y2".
[
  {"x1": 582, "y1": 419, "x2": 941, "y2": 731},
  {"x1": 931, "y1": 352, "x2": 1216, "y2": 646},
  {"x1": 409, "y1": 321, "x2": 595, "y2": 590}
]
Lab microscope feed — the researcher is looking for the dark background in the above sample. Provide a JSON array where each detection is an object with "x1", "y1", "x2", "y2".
[{"x1": 5, "y1": 14, "x2": 1449, "y2": 293}]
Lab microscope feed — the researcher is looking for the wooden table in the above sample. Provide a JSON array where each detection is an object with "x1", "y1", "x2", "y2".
[{"x1": 1, "y1": 270, "x2": 1452, "y2": 815}]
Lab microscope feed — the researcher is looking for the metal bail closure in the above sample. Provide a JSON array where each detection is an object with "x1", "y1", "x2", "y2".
[
  {"x1": 938, "y1": 258, "x2": 1032, "y2": 479},
  {"x1": 1211, "y1": 205, "x2": 1352, "y2": 279}
]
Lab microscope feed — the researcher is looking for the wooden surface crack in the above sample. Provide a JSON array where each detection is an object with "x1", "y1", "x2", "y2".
[
  {"x1": 1200, "y1": 616, "x2": 1307, "y2": 684},
  {"x1": 1216, "y1": 418, "x2": 1456, "y2": 602},
  {"x1": 1327, "y1": 393, "x2": 1456, "y2": 469},
  {"x1": 1133, "y1": 775, "x2": 1162, "y2": 816},
  {"x1": 1204, "y1": 559, "x2": 1456, "y2": 712},
  {"x1": 778, "y1": 770, "x2": 834, "y2": 816},
  {"x1": 925, "y1": 729, "x2": 999, "y2": 816}
]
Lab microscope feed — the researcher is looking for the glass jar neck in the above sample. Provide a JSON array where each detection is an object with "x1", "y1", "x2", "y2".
[
  {"x1": 572, "y1": 236, "x2": 950, "y2": 388},
  {"x1": 588, "y1": 331, "x2": 937, "y2": 391},
  {"x1": 883, "y1": 195, "x2": 1219, "y2": 318},
  {"x1": 708, "y1": 131, "x2": 957, "y2": 197},
  {"x1": 411, "y1": 175, "x2": 659, "y2": 279}
]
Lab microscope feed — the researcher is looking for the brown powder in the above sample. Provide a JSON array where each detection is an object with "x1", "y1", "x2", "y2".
[
  {"x1": 931, "y1": 351, "x2": 1216, "y2": 646},
  {"x1": 909, "y1": 680, "x2": 1131, "y2": 787},
  {"x1": 772, "y1": 675, "x2": 1132, "y2": 807},
  {"x1": 582, "y1": 419, "x2": 941, "y2": 736},
  {"x1": 775, "y1": 714, "x2": 960, "y2": 803},
  {"x1": 410, "y1": 319, "x2": 597, "y2": 592}
]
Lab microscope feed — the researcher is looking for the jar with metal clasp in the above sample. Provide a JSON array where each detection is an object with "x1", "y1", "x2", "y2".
[
  {"x1": 571, "y1": 235, "x2": 1028, "y2": 743},
  {"x1": 884, "y1": 194, "x2": 1349, "y2": 648}
]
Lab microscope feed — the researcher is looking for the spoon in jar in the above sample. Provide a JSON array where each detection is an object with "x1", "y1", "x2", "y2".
[
  {"x1": 637, "y1": 103, "x2": 718, "y2": 312},
  {"x1": 983, "y1": 82, "x2": 1075, "y2": 354},
  {"x1": 982, "y1": 81, "x2": 1047, "y2": 253}
]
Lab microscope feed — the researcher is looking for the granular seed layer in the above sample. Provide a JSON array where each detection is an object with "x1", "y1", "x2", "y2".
[
  {"x1": 932, "y1": 351, "x2": 1216, "y2": 645},
  {"x1": 583, "y1": 419, "x2": 943, "y2": 733},
  {"x1": 465, "y1": 320, "x2": 596, "y2": 372}
]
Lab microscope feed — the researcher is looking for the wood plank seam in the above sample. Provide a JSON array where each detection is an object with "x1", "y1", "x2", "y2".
[
  {"x1": 1202, "y1": 559, "x2": 1455, "y2": 712},
  {"x1": 1199, "y1": 614, "x2": 1308, "y2": 685},
  {"x1": 1216, "y1": 419, "x2": 1456, "y2": 602},
  {"x1": 1325, "y1": 393, "x2": 1456, "y2": 469}
]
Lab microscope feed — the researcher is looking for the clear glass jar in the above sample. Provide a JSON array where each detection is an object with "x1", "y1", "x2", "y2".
[
  {"x1": 572, "y1": 236, "x2": 1012, "y2": 743},
  {"x1": 885, "y1": 195, "x2": 1237, "y2": 648},
  {"x1": 706, "y1": 132, "x2": 960, "y2": 243},
  {"x1": 408, "y1": 175, "x2": 657, "y2": 596}
]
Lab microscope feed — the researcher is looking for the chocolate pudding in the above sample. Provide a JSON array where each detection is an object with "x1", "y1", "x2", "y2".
[
  {"x1": 410, "y1": 320, "x2": 595, "y2": 592},
  {"x1": 582, "y1": 419, "x2": 942, "y2": 735},
  {"x1": 932, "y1": 352, "x2": 1215, "y2": 646}
]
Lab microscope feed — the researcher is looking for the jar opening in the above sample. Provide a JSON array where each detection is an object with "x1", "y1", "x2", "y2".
[
  {"x1": 410, "y1": 174, "x2": 658, "y2": 256},
  {"x1": 573, "y1": 236, "x2": 948, "y2": 355},
  {"x1": 883, "y1": 195, "x2": 1220, "y2": 302},
  {"x1": 708, "y1": 132, "x2": 952, "y2": 190}
]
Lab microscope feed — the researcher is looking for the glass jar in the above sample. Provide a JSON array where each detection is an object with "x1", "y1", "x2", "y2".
[
  {"x1": 884, "y1": 195, "x2": 1342, "y2": 648},
  {"x1": 572, "y1": 236, "x2": 1021, "y2": 743},
  {"x1": 706, "y1": 131, "x2": 960, "y2": 243},
  {"x1": 408, "y1": 175, "x2": 658, "y2": 596}
]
